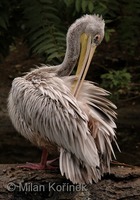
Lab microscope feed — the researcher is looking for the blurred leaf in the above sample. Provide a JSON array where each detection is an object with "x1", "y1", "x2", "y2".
[
  {"x1": 81, "y1": 0, "x2": 87, "y2": 12},
  {"x1": 75, "y1": 0, "x2": 81, "y2": 12},
  {"x1": 88, "y1": 1, "x2": 94, "y2": 13},
  {"x1": 105, "y1": 29, "x2": 115, "y2": 42}
]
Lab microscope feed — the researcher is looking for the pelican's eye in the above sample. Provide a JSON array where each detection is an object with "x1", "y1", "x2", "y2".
[{"x1": 93, "y1": 34, "x2": 101, "y2": 45}]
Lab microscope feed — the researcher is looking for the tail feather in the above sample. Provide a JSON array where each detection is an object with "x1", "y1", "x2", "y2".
[{"x1": 60, "y1": 148, "x2": 101, "y2": 184}]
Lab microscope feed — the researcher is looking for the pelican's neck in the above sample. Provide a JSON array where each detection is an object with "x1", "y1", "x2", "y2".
[
  {"x1": 56, "y1": 22, "x2": 86, "y2": 77},
  {"x1": 29, "y1": 20, "x2": 88, "y2": 77},
  {"x1": 27, "y1": 15, "x2": 105, "y2": 78}
]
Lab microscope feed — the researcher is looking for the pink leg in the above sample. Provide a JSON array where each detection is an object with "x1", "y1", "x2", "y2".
[
  {"x1": 46, "y1": 157, "x2": 59, "y2": 170},
  {"x1": 18, "y1": 148, "x2": 58, "y2": 170}
]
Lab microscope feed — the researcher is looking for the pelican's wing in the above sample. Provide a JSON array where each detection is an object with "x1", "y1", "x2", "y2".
[
  {"x1": 79, "y1": 81, "x2": 120, "y2": 173},
  {"x1": 9, "y1": 75, "x2": 100, "y2": 168},
  {"x1": 63, "y1": 76, "x2": 119, "y2": 173}
]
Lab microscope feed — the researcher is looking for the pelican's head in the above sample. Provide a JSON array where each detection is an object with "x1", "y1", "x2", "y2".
[
  {"x1": 84, "y1": 14, "x2": 105, "y2": 46},
  {"x1": 72, "y1": 14, "x2": 105, "y2": 96}
]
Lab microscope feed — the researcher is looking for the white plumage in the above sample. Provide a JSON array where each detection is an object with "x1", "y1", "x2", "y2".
[{"x1": 8, "y1": 14, "x2": 118, "y2": 184}]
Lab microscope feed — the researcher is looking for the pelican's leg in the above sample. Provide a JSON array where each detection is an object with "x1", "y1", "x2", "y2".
[
  {"x1": 18, "y1": 148, "x2": 59, "y2": 170},
  {"x1": 46, "y1": 157, "x2": 59, "y2": 170}
]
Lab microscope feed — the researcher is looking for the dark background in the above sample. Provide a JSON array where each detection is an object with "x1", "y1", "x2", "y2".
[{"x1": 0, "y1": 0, "x2": 140, "y2": 165}]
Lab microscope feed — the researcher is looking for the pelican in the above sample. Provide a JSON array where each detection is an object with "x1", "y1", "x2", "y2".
[{"x1": 8, "y1": 14, "x2": 118, "y2": 184}]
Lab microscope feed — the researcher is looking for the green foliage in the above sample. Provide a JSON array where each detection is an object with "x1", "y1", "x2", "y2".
[
  {"x1": 22, "y1": 0, "x2": 67, "y2": 63},
  {"x1": 21, "y1": 0, "x2": 124, "y2": 62},
  {"x1": 22, "y1": 0, "x2": 113, "y2": 63},
  {"x1": 104, "y1": 28, "x2": 115, "y2": 42},
  {"x1": 0, "y1": 0, "x2": 139, "y2": 62},
  {"x1": 101, "y1": 69, "x2": 131, "y2": 99},
  {"x1": 63, "y1": 0, "x2": 98, "y2": 14}
]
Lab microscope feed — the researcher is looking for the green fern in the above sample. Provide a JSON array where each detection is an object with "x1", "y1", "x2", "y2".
[
  {"x1": 63, "y1": 0, "x2": 107, "y2": 14},
  {"x1": 22, "y1": 0, "x2": 67, "y2": 63},
  {"x1": 0, "y1": 0, "x2": 140, "y2": 63}
]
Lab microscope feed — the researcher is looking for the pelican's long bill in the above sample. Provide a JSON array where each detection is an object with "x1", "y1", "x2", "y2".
[{"x1": 72, "y1": 34, "x2": 96, "y2": 98}]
